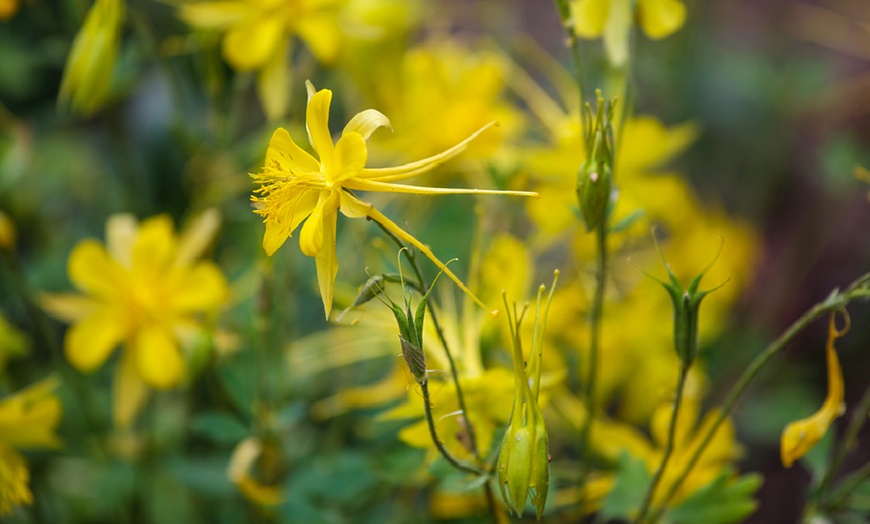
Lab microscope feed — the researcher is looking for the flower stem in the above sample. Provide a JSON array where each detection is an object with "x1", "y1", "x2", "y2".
[
  {"x1": 635, "y1": 363, "x2": 691, "y2": 524},
  {"x1": 420, "y1": 379, "x2": 484, "y2": 476},
  {"x1": 375, "y1": 220, "x2": 483, "y2": 460},
  {"x1": 553, "y1": 0, "x2": 587, "y2": 114},
  {"x1": 577, "y1": 222, "x2": 608, "y2": 510},
  {"x1": 818, "y1": 382, "x2": 870, "y2": 507},
  {"x1": 825, "y1": 458, "x2": 870, "y2": 511},
  {"x1": 647, "y1": 275, "x2": 870, "y2": 521}
]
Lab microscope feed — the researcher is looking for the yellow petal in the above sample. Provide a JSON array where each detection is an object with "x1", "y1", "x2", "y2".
[
  {"x1": 176, "y1": 208, "x2": 222, "y2": 266},
  {"x1": 295, "y1": 13, "x2": 342, "y2": 64},
  {"x1": 256, "y1": 36, "x2": 290, "y2": 121},
  {"x1": 0, "y1": 377, "x2": 62, "y2": 449},
  {"x1": 105, "y1": 213, "x2": 137, "y2": 267},
  {"x1": 65, "y1": 307, "x2": 125, "y2": 372},
  {"x1": 313, "y1": 206, "x2": 338, "y2": 319},
  {"x1": 113, "y1": 350, "x2": 151, "y2": 430},
  {"x1": 131, "y1": 215, "x2": 177, "y2": 277},
  {"x1": 134, "y1": 325, "x2": 184, "y2": 389},
  {"x1": 342, "y1": 109, "x2": 391, "y2": 140},
  {"x1": 68, "y1": 240, "x2": 127, "y2": 299},
  {"x1": 306, "y1": 87, "x2": 336, "y2": 171},
  {"x1": 299, "y1": 190, "x2": 338, "y2": 257},
  {"x1": 358, "y1": 121, "x2": 497, "y2": 182},
  {"x1": 41, "y1": 293, "x2": 100, "y2": 323},
  {"x1": 637, "y1": 0, "x2": 687, "y2": 40},
  {"x1": 264, "y1": 127, "x2": 320, "y2": 174},
  {"x1": 781, "y1": 313, "x2": 847, "y2": 467},
  {"x1": 262, "y1": 220, "x2": 289, "y2": 255},
  {"x1": 181, "y1": 1, "x2": 249, "y2": 29},
  {"x1": 572, "y1": 0, "x2": 610, "y2": 38},
  {"x1": 170, "y1": 262, "x2": 227, "y2": 313},
  {"x1": 603, "y1": 0, "x2": 631, "y2": 66},
  {"x1": 222, "y1": 14, "x2": 283, "y2": 71},
  {"x1": 332, "y1": 131, "x2": 367, "y2": 182}
]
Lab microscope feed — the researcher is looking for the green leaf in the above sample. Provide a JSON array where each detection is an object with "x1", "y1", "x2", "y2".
[
  {"x1": 600, "y1": 452, "x2": 651, "y2": 521},
  {"x1": 609, "y1": 208, "x2": 646, "y2": 234},
  {"x1": 666, "y1": 471, "x2": 762, "y2": 524},
  {"x1": 190, "y1": 412, "x2": 249, "y2": 445}
]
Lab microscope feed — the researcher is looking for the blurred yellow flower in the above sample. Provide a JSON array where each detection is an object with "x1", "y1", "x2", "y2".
[
  {"x1": 781, "y1": 311, "x2": 848, "y2": 468},
  {"x1": 58, "y1": 0, "x2": 123, "y2": 116},
  {"x1": 0, "y1": 313, "x2": 29, "y2": 375},
  {"x1": 0, "y1": 0, "x2": 18, "y2": 20},
  {"x1": 252, "y1": 81, "x2": 536, "y2": 318},
  {"x1": 0, "y1": 209, "x2": 15, "y2": 250},
  {"x1": 43, "y1": 211, "x2": 227, "y2": 428},
  {"x1": 0, "y1": 378, "x2": 62, "y2": 516},
  {"x1": 227, "y1": 437, "x2": 284, "y2": 506},
  {"x1": 570, "y1": 0, "x2": 686, "y2": 64}
]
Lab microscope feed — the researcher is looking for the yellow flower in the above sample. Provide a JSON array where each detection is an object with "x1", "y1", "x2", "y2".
[
  {"x1": 43, "y1": 211, "x2": 227, "y2": 428},
  {"x1": 251, "y1": 81, "x2": 537, "y2": 318},
  {"x1": 0, "y1": 378, "x2": 62, "y2": 516},
  {"x1": 0, "y1": 0, "x2": 19, "y2": 20},
  {"x1": 571, "y1": 0, "x2": 686, "y2": 64},
  {"x1": 181, "y1": 0, "x2": 343, "y2": 72},
  {"x1": 227, "y1": 437, "x2": 284, "y2": 506},
  {"x1": 781, "y1": 311, "x2": 848, "y2": 468},
  {"x1": 0, "y1": 313, "x2": 29, "y2": 375},
  {"x1": 58, "y1": 0, "x2": 123, "y2": 116}
]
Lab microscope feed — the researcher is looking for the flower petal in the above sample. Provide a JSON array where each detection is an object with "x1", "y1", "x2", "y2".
[
  {"x1": 332, "y1": 131, "x2": 367, "y2": 182},
  {"x1": 134, "y1": 324, "x2": 184, "y2": 389},
  {"x1": 113, "y1": 350, "x2": 151, "y2": 429},
  {"x1": 305, "y1": 86, "x2": 336, "y2": 171},
  {"x1": 181, "y1": 1, "x2": 249, "y2": 29},
  {"x1": 65, "y1": 307, "x2": 125, "y2": 372},
  {"x1": 314, "y1": 206, "x2": 338, "y2": 319},
  {"x1": 68, "y1": 240, "x2": 127, "y2": 298},
  {"x1": 358, "y1": 121, "x2": 496, "y2": 182},
  {"x1": 572, "y1": 0, "x2": 610, "y2": 38},
  {"x1": 131, "y1": 215, "x2": 177, "y2": 278},
  {"x1": 170, "y1": 262, "x2": 228, "y2": 313},
  {"x1": 222, "y1": 13, "x2": 283, "y2": 71},
  {"x1": 299, "y1": 190, "x2": 338, "y2": 257},
  {"x1": 41, "y1": 293, "x2": 100, "y2": 323},
  {"x1": 342, "y1": 109, "x2": 391, "y2": 140},
  {"x1": 637, "y1": 0, "x2": 687, "y2": 40},
  {"x1": 176, "y1": 208, "x2": 222, "y2": 266},
  {"x1": 264, "y1": 127, "x2": 320, "y2": 174},
  {"x1": 106, "y1": 213, "x2": 137, "y2": 267},
  {"x1": 262, "y1": 220, "x2": 289, "y2": 256},
  {"x1": 295, "y1": 13, "x2": 342, "y2": 64},
  {"x1": 256, "y1": 36, "x2": 291, "y2": 121}
]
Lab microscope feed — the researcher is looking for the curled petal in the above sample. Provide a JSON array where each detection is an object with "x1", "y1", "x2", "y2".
[
  {"x1": 343, "y1": 109, "x2": 391, "y2": 140},
  {"x1": 314, "y1": 207, "x2": 339, "y2": 319}
]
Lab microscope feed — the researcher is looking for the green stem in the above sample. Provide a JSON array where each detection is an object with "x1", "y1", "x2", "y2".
[
  {"x1": 554, "y1": 0, "x2": 587, "y2": 114},
  {"x1": 826, "y1": 459, "x2": 870, "y2": 511},
  {"x1": 648, "y1": 276, "x2": 870, "y2": 521},
  {"x1": 375, "y1": 221, "x2": 482, "y2": 461},
  {"x1": 577, "y1": 223, "x2": 608, "y2": 510},
  {"x1": 420, "y1": 379, "x2": 484, "y2": 476},
  {"x1": 635, "y1": 363, "x2": 691, "y2": 524},
  {"x1": 819, "y1": 382, "x2": 870, "y2": 506}
]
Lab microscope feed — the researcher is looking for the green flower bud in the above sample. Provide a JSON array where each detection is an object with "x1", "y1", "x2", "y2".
[
  {"x1": 497, "y1": 273, "x2": 558, "y2": 520},
  {"x1": 577, "y1": 91, "x2": 617, "y2": 232},
  {"x1": 638, "y1": 234, "x2": 728, "y2": 365}
]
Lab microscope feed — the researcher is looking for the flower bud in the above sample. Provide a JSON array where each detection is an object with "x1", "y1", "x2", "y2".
[{"x1": 577, "y1": 91, "x2": 616, "y2": 232}]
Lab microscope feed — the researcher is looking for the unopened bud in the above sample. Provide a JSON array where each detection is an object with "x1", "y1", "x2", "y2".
[{"x1": 576, "y1": 90, "x2": 616, "y2": 232}]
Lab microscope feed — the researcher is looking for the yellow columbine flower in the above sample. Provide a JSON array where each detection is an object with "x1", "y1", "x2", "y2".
[
  {"x1": 251, "y1": 81, "x2": 537, "y2": 319},
  {"x1": 781, "y1": 311, "x2": 848, "y2": 468},
  {"x1": 570, "y1": 0, "x2": 686, "y2": 65},
  {"x1": 58, "y1": 0, "x2": 123, "y2": 116},
  {"x1": 0, "y1": 378, "x2": 62, "y2": 516},
  {"x1": 43, "y1": 211, "x2": 228, "y2": 428}
]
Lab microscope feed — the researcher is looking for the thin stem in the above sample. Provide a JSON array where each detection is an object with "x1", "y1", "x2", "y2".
[
  {"x1": 554, "y1": 0, "x2": 587, "y2": 116},
  {"x1": 819, "y1": 382, "x2": 870, "y2": 505},
  {"x1": 648, "y1": 277, "x2": 870, "y2": 521},
  {"x1": 635, "y1": 364, "x2": 691, "y2": 524},
  {"x1": 826, "y1": 459, "x2": 870, "y2": 511},
  {"x1": 420, "y1": 379, "x2": 484, "y2": 476},
  {"x1": 375, "y1": 220, "x2": 482, "y2": 460},
  {"x1": 577, "y1": 222, "x2": 608, "y2": 510}
]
